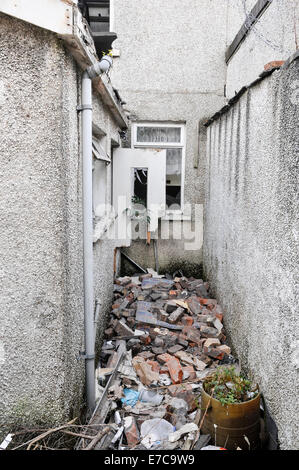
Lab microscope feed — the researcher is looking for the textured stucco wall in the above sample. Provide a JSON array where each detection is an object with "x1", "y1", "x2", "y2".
[
  {"x1": 0, "y1": 13, "x2": 84, "y2": 430},
  {"x1": 0, "y1": 13, "x2": 121, "y2": 432},
  {"x1": 111, "y1": 0, "x2": 227, "y2": 273},
  {"x1": 203, "y1": 59, "x2": 299, "y2": 449},
  {"x1": 226, "y1": 0, "x2": 299, "y2": 98}
]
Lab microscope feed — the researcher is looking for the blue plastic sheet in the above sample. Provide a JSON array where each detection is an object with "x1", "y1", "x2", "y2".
[{"x1": 121, "y1": 388, "x2": 140, "y2": 407}]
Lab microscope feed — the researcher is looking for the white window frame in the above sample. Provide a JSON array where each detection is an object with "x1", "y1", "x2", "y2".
[{"x1": 132, "y1": 122, "x2": 186, "y2": 214}]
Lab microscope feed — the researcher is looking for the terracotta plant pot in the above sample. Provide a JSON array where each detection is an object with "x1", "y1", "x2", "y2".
[{"x1": 200, "y1": 386, "x2": 261, "y2": 450}]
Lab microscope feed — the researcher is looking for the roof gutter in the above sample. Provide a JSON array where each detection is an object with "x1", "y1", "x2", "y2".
[{"x1": 0, "y1": 0, "x2": 128, "y2": 129}]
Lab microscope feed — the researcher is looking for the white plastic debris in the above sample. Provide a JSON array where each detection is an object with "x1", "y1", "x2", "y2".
[
  {"x1": 0, "y1": 434, "x2": 13, "y2": 450},
  {"x1": 158, "y1": 374, "x2": 172, "y2": 386},
  {"x1": 114, "y1": 411, "x2": 122, "y2": 425},
  {"x1": 111, "y1": 426, "x2": 124, "y2": 444},
  {"x1": 134, "y1": 329, "x2": 147, "y2": 336},
  {"x1": 139, "y1": 389, "x2": 163, "y2": 405},
  {"x1": 141, "y1": 418, "x2": 174, "y2": 449},
  {"x1": 168, "y1": 423, "x2": 198, "y2": 442}
]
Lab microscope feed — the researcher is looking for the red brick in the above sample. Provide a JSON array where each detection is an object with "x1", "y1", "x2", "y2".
[
  {"x1": 181, "y1": 315, "x2": 194, "y2": 326},
  {"x1": 140, "y1": 334, "x2": 151, "y2": 345},
  {"x1": 124, "y1": 416, "x2": 140, "y2": 448},
  {"x1": 264, "y1": 60, "x2": 285, "y2": 71},
  {"x1": 166, "y1": 357, "x2": 183, "y2": 384},
  {"x1": 169, "y1": 290, "x2": 178, "y2": 297},
  {"x1": 182, "y1": 365, "x2": 196, "y2": 380},
  {"x1": 147, "y1": 360, "x2": 161, "y2": 373},
  {"x1": 157, "y1": 353, "x2": 173, "y2": 364}
]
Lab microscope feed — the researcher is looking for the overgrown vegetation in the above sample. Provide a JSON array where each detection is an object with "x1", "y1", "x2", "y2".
[{"x1": 203, "y1": 366, "x2": 259, "y2": 406}]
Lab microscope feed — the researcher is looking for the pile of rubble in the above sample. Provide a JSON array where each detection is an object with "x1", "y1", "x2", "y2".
[{"x1": 91, "y1": 270, "x2": 236, "y2": 450}]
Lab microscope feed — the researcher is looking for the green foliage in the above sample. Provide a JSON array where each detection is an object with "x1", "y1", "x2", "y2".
[
  {"x1": 102, "y1": 50, "x2": 113, "y2": 57},
  {"x1": 129, "y1": 196, "x2": 151, "y2": 224},
  {"x1": 204, "y1": 366, "x2": 258, "y2": 406}
]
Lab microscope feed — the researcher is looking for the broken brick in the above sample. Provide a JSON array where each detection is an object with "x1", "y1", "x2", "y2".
[
  {"x1": 168, "y1": 307, "x2": 184, "y2": 324},
  {"x1": 157, "y1": 353, "x2": 173, "y2": 364},
  {"x1": 147, "y1": 360, "x2": 161, "y2": 373},
  {"x1": 167, "y1": 344, "x2": 184, "y2": 354},
  {"x1": 181, "y1": 315, "x2": 193, "y2": 326},
  {"x1": 264, "y1": 60, "x2": 285, "y2": 71},
  {"x1": 187, "y1": 297, "x2": 202, "y2": 315},
  {"x1": 183, "y1": 326, "x2": 202, "y2": 344},
  {"x1": 200, "y1": 325, "x2": 219, "y2": 338},
  {"x1": 217, "y1": 344, "x2": 231, "y2": 355},
  {"x1": 104, "y1": 327, "x2": 114, "y2": 339},
  {"x1": 166, "y1": 357, "x2": 183, "y2": 384},
  {"x1": 132, "y1": 357, "x2": 159, "y2": 385},
  {"x1": 203, "y1": 338, "x2": 221, "y2": 348},
  {"x1": 114, "y1": 320, "x2": 135, "y2": 337},
  {"x1": 138, "y1": 351, "x2": 155, "y2": 360},
  {"x1": 182, "y1": 365, "x2": 196, "y2": 380},
  {"x1": 124, "y1": 416, "x2": 140, "y2": 447}
]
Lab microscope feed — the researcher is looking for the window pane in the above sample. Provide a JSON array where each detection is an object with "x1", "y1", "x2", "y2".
[
  {"x1": 137, "y1": 126, "x2": 181, "y2": 143},
  {"x1": 166, "y1": 148, "x2": 182, "y2": 208}
]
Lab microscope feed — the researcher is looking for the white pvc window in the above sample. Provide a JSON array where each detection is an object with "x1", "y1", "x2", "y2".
[
  {"x1": 92, "y1": 134, "x2": 110, "y2": 219},
  {"x1": 133, "y1": 123, "x2": 185, "y2": 211}
]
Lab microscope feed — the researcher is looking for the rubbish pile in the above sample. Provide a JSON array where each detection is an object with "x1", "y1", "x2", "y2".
[{"x1": 89, "y1": 270, "x2": 237, "y2": 450}]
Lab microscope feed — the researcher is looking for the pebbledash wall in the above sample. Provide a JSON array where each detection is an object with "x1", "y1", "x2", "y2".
[
  {"x1": 110, "y1": 0, "x2": 228, "y2": 276},
  {"x1": 0, "y1": 12, "x2": 123, "y2": 432},
  {"x1": 204, "y1": 55, "x2": 299, "y2": 449},
  {"x1": 203, "y1": 0, "x2": 299, "y2": 450}
]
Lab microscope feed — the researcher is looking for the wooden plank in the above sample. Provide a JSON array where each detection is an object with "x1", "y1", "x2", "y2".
[{"x1": 225, "y1": 0, "x2": 272, "y2": 63}]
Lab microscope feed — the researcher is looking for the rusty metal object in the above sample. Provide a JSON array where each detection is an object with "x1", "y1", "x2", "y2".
[{"x1": 200, "y1": 387, "x2": 261, "y2": 450}]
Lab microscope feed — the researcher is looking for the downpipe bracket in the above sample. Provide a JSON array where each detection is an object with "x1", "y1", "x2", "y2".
[
  {"x1": 77, "y1": 104, "x2": 93, "y2": 112},
  {"x1": 77, "y1": 350, "x2": 95, "y2": 361}
]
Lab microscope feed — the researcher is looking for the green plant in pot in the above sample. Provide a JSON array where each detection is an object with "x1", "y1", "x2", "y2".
[{"x1": 200, "y1": 366, "x2": 261, "y2": 450}]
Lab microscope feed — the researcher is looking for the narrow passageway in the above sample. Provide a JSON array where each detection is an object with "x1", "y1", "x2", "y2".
[{"x1": 79, "y1": 270, "x2": 261, "y2": 451}]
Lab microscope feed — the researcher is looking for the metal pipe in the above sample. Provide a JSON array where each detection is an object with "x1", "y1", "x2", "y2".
[{"x1": 82, "y1": 70, "x2": 95, "y2": 412}]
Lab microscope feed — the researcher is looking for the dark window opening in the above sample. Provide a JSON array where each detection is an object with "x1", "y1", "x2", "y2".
[
  {"x1": 166, "y1": 186, "x2": 181, "y2": 207},
  {"x1": 133, "y1": 168, "x2": 148, "y2": 209}
]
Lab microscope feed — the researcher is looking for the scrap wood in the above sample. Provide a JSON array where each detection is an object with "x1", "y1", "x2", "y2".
[
  {"x1": 76, "y1": 350, "x2": 126, "y2": 450},
  {"x1": 82, "y1": 426, "x2": 111, "y2": 450},
  {"x1": 25, "y1": 418, "x2": 78, "y2": 450}
]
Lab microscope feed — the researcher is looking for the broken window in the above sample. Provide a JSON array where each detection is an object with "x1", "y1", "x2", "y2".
[
  {"x1": 132, "y1": 168, "x2": 148, "y2": 208},
  {"x1": 133, "y1": 123, "x2": 185, "y2": 210}
]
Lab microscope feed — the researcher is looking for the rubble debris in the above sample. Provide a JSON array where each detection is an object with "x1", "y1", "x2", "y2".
[
  {"x1": 141, "y1": 419, "x2": 174, "y2": 449},
  {"x1": 169, "y1": 423, "x2": 198, "y2": 442},
  {"x1": 91, "y1": 271, "x2": 237, "y2": 450}
]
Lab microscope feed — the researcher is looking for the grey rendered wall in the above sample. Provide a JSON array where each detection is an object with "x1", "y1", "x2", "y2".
[
  {"x1": 111, "y1": 0, "x2": 228, "y2": 274},
  {"x1": 226, "y1": 0, "x2": 299, "y2": 98},
  {"x1": 203, "y1": 59, "x2": 299, "y2": 449},
  {"x1": 0, "y1": 13, "x2": 120, "y2": 432},
  {"x1": 0, "y1": 13, "x2": 85, "y2": 430}
]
